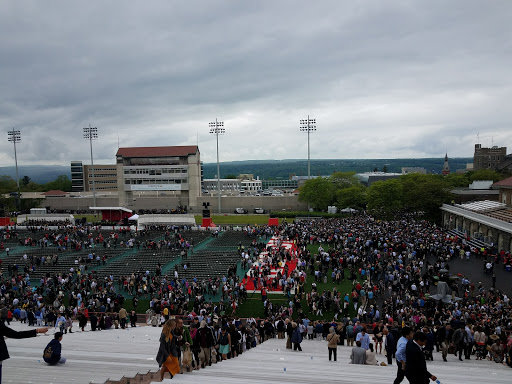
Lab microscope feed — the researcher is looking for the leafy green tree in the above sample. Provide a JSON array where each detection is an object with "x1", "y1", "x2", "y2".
[
  {"x1": 330, "y1": 172, "x2": 360, "y2": 189},
  {"x1": 444, "y1": 172, "x2": 470, "y2": 188},
  {"x1": 43, "y1": 175, "x2": 72, "y2": 192},
  {"x1": 21, "y1": 176, "x2": 31, "y2": 186},
  {"x1": 298, "y1": 177, "x2": 335, "y2": 211},
  {"x1": 400, "y1": 173, "x2": 453, "y2": 221},
  {"x1": 335, "y1": 184, "x2": 366, "y2": 210},
  {"x1": 366, "y1": 179, "x2": 403, "y2": 219},
  {"x1": 224, "y1": 174, "x2": 238, "y2": 179},
  {"x1": 0, "y1": 176, "x2": 17, "y2": 194},
  {"x1": 468, "y1": 169, "x2": 502, "y2": 183}
]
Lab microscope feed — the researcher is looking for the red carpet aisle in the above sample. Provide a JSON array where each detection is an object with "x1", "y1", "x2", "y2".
[{"x1": 241, "y1": 237, "x2": 298, "y2": 293}]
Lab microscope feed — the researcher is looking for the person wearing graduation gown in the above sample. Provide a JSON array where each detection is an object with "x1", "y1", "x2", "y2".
[{"x1": 156, "y1": 319, "x2": 180, "y2": 381}]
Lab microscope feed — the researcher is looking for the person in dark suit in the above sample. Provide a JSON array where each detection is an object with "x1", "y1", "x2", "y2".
[
  {"x1": 405, "y1": 331, "x2": 438, "y2": 384},
  {"x1": 383, "y1": 326, "x2": 395, "y2": 365},
  {"x1": 0, "y1": 321, "x2": 48, "y2": 382}
]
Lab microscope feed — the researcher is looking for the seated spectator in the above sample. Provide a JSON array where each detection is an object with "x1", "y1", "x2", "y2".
[
  {"x1": 350, "y1": 340, "x2": 366, "y2": 364},
  {"x1": 43, "y1": 332, "x2": 66, "y2": 365},
  {"x1": 365, "y1": 343, "x2": 378, "y2": 365}
]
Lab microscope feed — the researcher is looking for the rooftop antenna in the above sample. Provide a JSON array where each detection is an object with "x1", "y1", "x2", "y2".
[
  {"x1": 117, "y1": 134, "x2": 120, "y2": 149},
  {"x1": 477, "y1": 132, "x2": 479, "y2": 142},
  {"x1": 492, "y1": 136, "x2": 494, "y2": 146}
]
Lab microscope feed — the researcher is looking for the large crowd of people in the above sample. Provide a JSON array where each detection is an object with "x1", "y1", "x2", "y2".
[{"x1": 1, "y1": 214, "x2": 512, "y2": 380}]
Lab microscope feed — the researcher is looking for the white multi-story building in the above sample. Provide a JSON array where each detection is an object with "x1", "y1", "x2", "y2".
[
  {"x1": 116, "y1": 146, "x2": 201, "y2": 209},
  {"x1": 241, "y1": 179, "x2": 262, "y2": 192}
]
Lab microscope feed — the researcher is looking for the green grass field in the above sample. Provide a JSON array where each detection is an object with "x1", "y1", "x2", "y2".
[
  {"x1": 194, "y1": 215, "x2": 285, "y2": 225},
  {"x1": 74, "y1": 214, "x2": 102, "y2": 222}
]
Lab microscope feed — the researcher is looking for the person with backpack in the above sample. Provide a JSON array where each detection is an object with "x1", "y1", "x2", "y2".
[{"x1": 43, "y1": 332, "x2": 66, "y2": 365}]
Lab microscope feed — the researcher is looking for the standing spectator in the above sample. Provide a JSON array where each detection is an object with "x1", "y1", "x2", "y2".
[
  {"x1": 130, "y1": 311, "x2": 137, "y2": 327},
  {"x1": 326, "y1": 327, "x2": 340, "y2": 361},
  {"x1": 119, "y1": 307, "x2": 127, "y2": 329},
  {"x1": 217, "y1": 326, "x2": 231, "y2": 361},
  {"x1": 346, "y1": 321, "x2": 355, "y2": 346},
  {"x1": 405, "y1": 331, "x2": 438, "y2": 384},
  {"x1": 423, "y1": 327, "x2": 435, "y2": 361},
  {"x1": 473, "y1": 326, "x2": 487, "y2": 360},
  {"x1": 356, "y1": 327, "x2": 371, "y2": 350},
  {"x1": 394, "y1": 326, "x2": 413, "y2": 384},
  {"x1": 436, "y1": 323, "x2": 452, "y2": 362},
  {"x1": 452, "y1": 324, "x2": 466, "y2": 361},
  {"x1": 156, "y1": 319, "x2": 180, "y2": 380},
  {"x1": 383, "y1": 326, "x2": 395, "y2": 365},
  {"x1": 197, "y1": 320, "x2": 214, "y2": 367},
  {"x1": 291, "y1": 322, "x2": 303, "y2": 351}
]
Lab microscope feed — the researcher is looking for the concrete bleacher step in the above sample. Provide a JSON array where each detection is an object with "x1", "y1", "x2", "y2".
[
  {"x1": 3, "y1": 322, "x2": 512, "y2": 384},
  {"x1": 152, "y1": 337, "x2": 512, "y2": 384}
]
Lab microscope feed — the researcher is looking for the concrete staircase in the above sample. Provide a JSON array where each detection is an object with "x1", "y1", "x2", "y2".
[
  {"x1": 153, "y1": 337, "x2": 511, "y2": 384},
  {"x1": 4, "y1": 322, "x2": 510, "y2": 384}
]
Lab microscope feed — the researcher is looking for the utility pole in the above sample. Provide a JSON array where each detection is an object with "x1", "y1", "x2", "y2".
[
  {"x1": 7, "y1": 128, "x2": 21, "y2": 211},
  {"x1": 209, "y1": 119, "x2": 225, "y2": 214},
  {"x1": 300, "y1": 116, "x2": 316, "y2": 212},
  {"x1": 83, "y1": 125, "x2": 98, "y2": 208}
]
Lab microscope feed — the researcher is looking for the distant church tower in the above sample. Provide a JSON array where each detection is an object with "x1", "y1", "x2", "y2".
[{"x1": 442, "y1": 153, "x2": 450, "y2": 175}]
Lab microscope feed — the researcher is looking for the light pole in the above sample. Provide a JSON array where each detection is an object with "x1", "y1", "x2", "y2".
[
  {"x1": 209, "y1": 119, "x2": 224, "y2": 214},
  {"x1": 300, "y1": 115, "x2": 316, "y2": 180},
  {"x1": 83, "y1": 125, "x2": 98, "y2": 209},
  {"x1": 7, "y1": 128, "x2": 21, "y2": 211}
]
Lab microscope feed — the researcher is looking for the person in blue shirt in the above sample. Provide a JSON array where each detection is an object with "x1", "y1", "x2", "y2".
[
  {"x1": 394, "y1": 326, "x2": 413, "y2": 384},
  {"x1": 355, "y1": 327, "x2": 370, "y2": 350}
]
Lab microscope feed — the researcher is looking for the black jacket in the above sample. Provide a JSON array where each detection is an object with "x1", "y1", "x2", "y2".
[
  {"x1": 0, "y1": 321, "x2": 37, "y2": 362},
  {"x1": 156, "y1": 333, "x2": 179, "y2": 367},
  {"x1": 405, "y1": 340, "x2": 432, "y2": 384},
  {"x1": 43, "y1": 339, "x2": 62, "y2": 365}
]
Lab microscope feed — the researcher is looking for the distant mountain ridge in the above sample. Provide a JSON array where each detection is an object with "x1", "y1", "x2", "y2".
[
  {"x1": 0, "y1": 158, "x2": 473, "y2": 183},
  {"x1": 202, "y1": 158, "x2": 473, "y2": 179},
  {"x1": 0, "y1": 165, "x2": 71, "y2": 183}
]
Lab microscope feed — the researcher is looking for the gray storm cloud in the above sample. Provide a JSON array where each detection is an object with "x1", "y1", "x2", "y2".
[{"x1": 0, "y1": 0, "x2": 510, "y2": 165}]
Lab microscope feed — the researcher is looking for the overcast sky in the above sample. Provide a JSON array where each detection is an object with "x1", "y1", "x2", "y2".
[{"x1": 1, "y1": 0, "x2": 511, "y2": 166}]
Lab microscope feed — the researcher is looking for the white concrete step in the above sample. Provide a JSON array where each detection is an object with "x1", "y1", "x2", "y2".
[{"x1": 3, "y1": 322, "x2": 510, "y2": 384}]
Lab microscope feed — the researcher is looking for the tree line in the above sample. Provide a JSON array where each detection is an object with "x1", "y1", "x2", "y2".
[
  {"x1": 0, "y1": 175, "x2": 72, "y2": 215},
  {"x1": 0, "y1": 175, "x2": 72, "y2": 195},
  {"x1": 298, "y1": 169, "x2": 509, "y2": 222}
]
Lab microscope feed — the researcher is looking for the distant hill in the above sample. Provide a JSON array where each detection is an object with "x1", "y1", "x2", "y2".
[
  {"x1": 0, "y1": 158, "x2": 473, "y2": 183},
  {"x1": 202, "y1": 158, "x2": 473, "y2": 179},
  {"x1": 0, "y1": 165, "x2": 70, "y2": 183}
]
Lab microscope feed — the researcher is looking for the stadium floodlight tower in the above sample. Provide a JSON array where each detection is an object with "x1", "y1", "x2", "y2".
[
  {"x1": 83, "y1": 125, "x2": 98, "y2": 209},
  {"x1": 7, "y1": 128, "x2": 21, "y2": 211},
  {"x1": 209, "y1": 118, "x2": 225, "y2": 214},
  {"x1": 299, "y1": 115, "x2": 316, "y2": 180}
]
